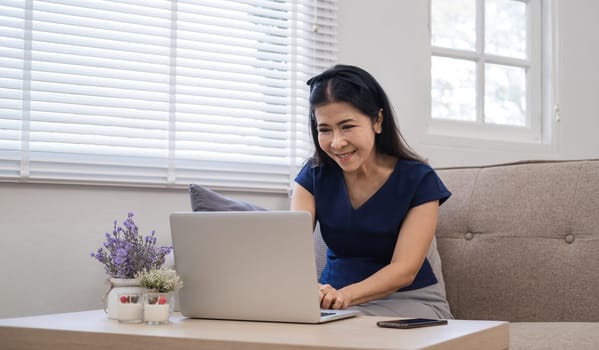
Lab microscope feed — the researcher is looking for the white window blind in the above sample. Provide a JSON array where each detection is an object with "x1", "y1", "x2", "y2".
[{"x1": 0, "y1": 0, "x2": 337, "y2": 191}]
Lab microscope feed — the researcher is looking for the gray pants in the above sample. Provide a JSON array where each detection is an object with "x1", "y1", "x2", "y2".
[{"x1": 348, "y1": 283, "x2": 453, "y2": 319}]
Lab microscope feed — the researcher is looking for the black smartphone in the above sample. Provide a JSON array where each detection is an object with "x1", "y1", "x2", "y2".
[{"x1": 376, "y1": 318, "x2": 448, "y2": 329}]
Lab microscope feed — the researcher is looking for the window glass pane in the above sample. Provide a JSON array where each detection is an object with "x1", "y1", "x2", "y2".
[
  {"x1": 485, "y1": 0, "x2": 527, "y2": 59},
  {"x1": 431, "y1": 57, "x2": 476, "y2": 121},
  {"x1": 484, "y1": 63, "x2": 526, "y2": 126},
  {"x1": 431, "y1": 0, "x2": 476, "y2": 50}
]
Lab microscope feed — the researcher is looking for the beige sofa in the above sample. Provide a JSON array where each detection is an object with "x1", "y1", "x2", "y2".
[
  {"x1": 434, "y1": 159, "x2": 599, "y2": 349},
  {"x1": 193, "y1": 159, "x2": 599, "y2": 349}
]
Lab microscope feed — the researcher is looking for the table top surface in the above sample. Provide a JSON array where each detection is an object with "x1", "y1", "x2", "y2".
[{"x1": 0, "y1": 310, "x2": 509, "y2": 350}]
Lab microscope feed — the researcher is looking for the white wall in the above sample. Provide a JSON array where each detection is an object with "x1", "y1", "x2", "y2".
[
  {"x1": 1, "y1": 0, "x2": 598, "y2": 318},
  {"x1": 0, "y1": 183, "x2": 288, "y2": 318},
  {"x1": 557, "y1": 1, "x2": 599, "y2": 160}
]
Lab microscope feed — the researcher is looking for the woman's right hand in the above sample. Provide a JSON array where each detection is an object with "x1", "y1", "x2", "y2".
[{"x1": 318, "y1": 283, "x2": 351, "y2": 309}]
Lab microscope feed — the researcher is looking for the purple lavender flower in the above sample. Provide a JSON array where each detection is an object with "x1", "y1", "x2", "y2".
[
  {"x1": 114, "y1": 248, "x2": 128, "y2": 264},
  {"x1": 91, "y1": 212, "x2": 172, "y2": 278}
]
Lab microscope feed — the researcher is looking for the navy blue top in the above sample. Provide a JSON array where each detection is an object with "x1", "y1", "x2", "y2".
[{"x1": 295, "y1": 159, "x2": 451, "y2": 291}]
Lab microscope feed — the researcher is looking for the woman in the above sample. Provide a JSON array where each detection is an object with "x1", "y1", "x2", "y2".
[{"x1": 291, "y1": 64, "x2": 453, "y2": 319}]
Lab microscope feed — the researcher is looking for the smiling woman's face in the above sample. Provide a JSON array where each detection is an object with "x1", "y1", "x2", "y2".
[{"x1": 314, "y1": 101, "x2": 382, "y2": 173}]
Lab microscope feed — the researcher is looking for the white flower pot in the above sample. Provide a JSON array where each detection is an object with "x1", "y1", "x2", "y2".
[
  {"x1": 143, "y1": 291, "x2": 175, "y2": 325},
  {"x1": 105, "y1": 277, "x2": 144, "y2": 320}
]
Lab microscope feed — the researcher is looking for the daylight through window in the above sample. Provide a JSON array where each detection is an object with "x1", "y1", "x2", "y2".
[
  {"x1": 430, "y1": 0, "x2": 553, "y2": 143},
  {"x1": 0, "y1": 0, "x2": 337, "y2": 191}
]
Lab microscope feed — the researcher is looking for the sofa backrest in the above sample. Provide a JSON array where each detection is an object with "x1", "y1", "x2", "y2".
[{"x1": 435, "y1": 159, "x2": 599, "y2": 322}]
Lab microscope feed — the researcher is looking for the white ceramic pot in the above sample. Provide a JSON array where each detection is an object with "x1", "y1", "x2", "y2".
[{"x1": 105, "y1": 277, "x2": 144, "y2": 320}]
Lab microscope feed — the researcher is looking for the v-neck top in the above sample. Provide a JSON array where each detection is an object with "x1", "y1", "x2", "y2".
[{"x1": 295, "y1": 159, "x2": 451, "y2": 291}]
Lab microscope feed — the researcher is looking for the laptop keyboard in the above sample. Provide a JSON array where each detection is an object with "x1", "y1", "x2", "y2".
[{"x1": 320, "y1": 311, "x2": 336, "y2": 317}]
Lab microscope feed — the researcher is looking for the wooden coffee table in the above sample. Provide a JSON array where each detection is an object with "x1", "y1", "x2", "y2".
[{"x1": 0, "y1": 310, "x2": 509, "y2": 350}]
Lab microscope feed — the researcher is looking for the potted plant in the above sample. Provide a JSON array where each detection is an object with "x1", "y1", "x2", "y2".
[
  {"x1": 137, "y1": 267, "x2": 184, "y2": 324},
  {"x1": 91, "y1": 212, "x2": 172, "y2": 320}
]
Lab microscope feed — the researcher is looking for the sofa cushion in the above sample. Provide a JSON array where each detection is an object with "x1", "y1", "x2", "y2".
[
  {"x1": 426, "y1": 235, "x2": 446, "y2": 299},
  {"x1": 435, "y1": 160, "x2": 599, "y2": 321},
  {"x1": 510, "y1": 322, "x2": 599, "y2": 350}
]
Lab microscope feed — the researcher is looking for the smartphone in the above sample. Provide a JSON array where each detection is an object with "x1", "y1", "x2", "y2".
[{"x1": 376, "y1": 318, "x2": 448, "y2": 329}]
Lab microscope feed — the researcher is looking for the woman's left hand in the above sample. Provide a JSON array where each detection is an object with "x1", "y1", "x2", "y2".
[{"x1": 319, "y1": 284, "x2": 351, "y2": 309}]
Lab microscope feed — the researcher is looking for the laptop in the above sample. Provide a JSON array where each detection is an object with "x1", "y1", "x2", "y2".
[{"x1": 169, "y1": 210, "x2": 360, "y2": 323}]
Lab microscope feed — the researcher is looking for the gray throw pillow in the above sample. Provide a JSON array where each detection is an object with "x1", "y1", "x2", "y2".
[
  {"x1": 189, "y1": 184, "x2": 266, "y2": 212},
  {"x1": 426, "y1": 236, "x2": 446, "y2": 299}
]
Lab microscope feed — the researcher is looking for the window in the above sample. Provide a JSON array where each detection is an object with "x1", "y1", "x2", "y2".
[
  {"x1": 0, "y1": 0, "x2": 336, "y2": 191},
  {"x1": 430, "y1": 0, "x2": 555, "y2": 144}
]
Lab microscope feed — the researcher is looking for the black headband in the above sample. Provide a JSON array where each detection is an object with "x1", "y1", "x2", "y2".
[{"x1": 306, "y1": 67, "x2": 370, "y2": 91}]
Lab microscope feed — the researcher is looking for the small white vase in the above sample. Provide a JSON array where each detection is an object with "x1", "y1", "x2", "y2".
[
  {"x1": 105, "y1": 277, "x2": 144, "y2": 320},
  {"x1": 143, "y1": 291, "x2": 175, "y2": 325}
]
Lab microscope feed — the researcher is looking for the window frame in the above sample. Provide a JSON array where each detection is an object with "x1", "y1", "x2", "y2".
[{"x1": 428, "y1": 0, "x2": 557, "y2": 147}]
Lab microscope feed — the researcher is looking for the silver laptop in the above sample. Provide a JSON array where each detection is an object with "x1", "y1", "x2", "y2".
[{"x1": 169, "y1": 211, "x2": 360, "y2": 323}]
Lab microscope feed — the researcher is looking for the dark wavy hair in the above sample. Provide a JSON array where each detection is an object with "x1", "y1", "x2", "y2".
[{"x1": 306, "y1": 64, "x2": 423, "y2": 166}]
